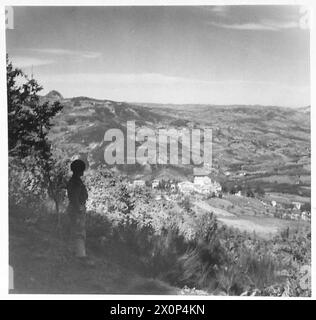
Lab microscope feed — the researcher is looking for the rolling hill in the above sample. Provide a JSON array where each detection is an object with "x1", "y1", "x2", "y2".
[{"x1": 46, "y1": 92, "x2": 310, "y2": 198}]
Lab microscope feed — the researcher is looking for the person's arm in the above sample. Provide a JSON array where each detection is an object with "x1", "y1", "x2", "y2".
[{"x1": 81, "y1": 184, "x2": 88, "y2": 204}]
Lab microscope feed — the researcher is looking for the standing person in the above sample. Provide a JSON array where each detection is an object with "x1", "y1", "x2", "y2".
[{"x1": 67, "y1": 159, "x2": 88, "y2": 258}]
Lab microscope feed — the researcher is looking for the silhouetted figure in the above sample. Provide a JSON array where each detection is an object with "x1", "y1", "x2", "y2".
[{"x1": 67, "y1": 159, "x2": 88, "y2": 258}]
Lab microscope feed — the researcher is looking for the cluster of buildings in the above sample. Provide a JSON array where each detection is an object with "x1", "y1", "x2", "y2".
[
  {"x1": 130, "y1": 174, "x2": 222, "y2": 198},
  {"x1": 128, "y1": 176, "x2": 310, "y2": 222},
  {"x1": 279, "y1": 210, "x2": 310, "y2": 221},
  {"x1": 270, "y1": 200, "x2": 311, "y2": 222},
  {"x1": 132, "y1": 180, "x2": 146, "y2": 188},
  {"x1": 178, "y1": 176, "x2": 222, "y2": 196}
]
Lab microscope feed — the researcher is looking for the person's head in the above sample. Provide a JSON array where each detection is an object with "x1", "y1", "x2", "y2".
[{"x1": 70, "y1": 159, "x2": 86, "y2": 177}]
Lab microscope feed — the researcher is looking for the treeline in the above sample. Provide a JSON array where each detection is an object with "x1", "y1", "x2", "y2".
[{"x1": 221, "y1": 181, "x2": 265, "y2": 197}]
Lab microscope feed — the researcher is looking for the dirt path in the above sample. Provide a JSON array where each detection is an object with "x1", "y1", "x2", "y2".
[{"x1": 9, "y1": 218, "x2": 178, "y2": 294}]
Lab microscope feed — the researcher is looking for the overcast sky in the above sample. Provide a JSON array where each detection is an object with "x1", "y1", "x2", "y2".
[{"x1": 6, "y1": 5, "x2": 310, "y2": 107}]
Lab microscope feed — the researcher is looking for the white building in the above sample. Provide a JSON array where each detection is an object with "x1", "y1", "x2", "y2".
[
  {"x1": 292, "y1": 201, "x2": 302, "y2": 210},
  {"x1": 178, "y1": 181, "x2": 195, "y2": 195},
  {"x1": 301, "y1": 211, "x2": 307, "y2": 221},
  {"x1": 178, "y1": 176, "x2": 222, "y2": 196},
  {"x1": 133, "y1": 180, "x2": 145, "y2": 188},
  {"x1": 235, "y1": 190, "x2": 242, "y2": 197},
  {"x1": 152, "y1": 180, "x2": 160, "y2": 189},
  {"x1": 193, "y1": 176, "x2": 222, "y2": 195}
]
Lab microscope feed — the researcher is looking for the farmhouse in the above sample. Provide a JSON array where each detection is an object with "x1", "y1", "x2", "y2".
[
  {"x1": 177, "y1": 175, "x2": 222, "y2": 196},
  {"x1": 133, "y1": 180, "x2": 145, "y2": 188},
  {"x1": 193, "y1": 176, "x2": 222, "y2": 195},
  {"x1": 178, "y1": 181, "x2": 195, "y2": 195},
  {"x1": 292, "y1": 201, "x2": 302, "y2": 210},
  {"x1": 152, "y1": 179, "x2": 160, "y2": 189}
]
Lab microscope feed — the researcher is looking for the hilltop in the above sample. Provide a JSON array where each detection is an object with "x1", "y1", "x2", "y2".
[{"x1": 44, "y1": 90, "x2": 64, "y2": 101}]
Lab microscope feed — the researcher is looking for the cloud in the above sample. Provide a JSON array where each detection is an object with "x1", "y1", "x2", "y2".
[
  {"x1": 40, "y1": 72, "x2": 257, "y2": 86},
  {"x1": 11, "y1": 56, "x2": 54, "y2": 68},
  {"x1": 30, "y1": 48, "x2": 102, "y2": 59},
  {"x1": 209, "y1": 19, "x2": 299, "y2": 31},
  {"x1": 9, "y1": 48, "x2": 102, "y2": 70},
  {"x1": 80, "y1": 51, "x2": 102, "y2": 59},
  {"x1": 203, "y1": 5, "x2": 305, "y2": 31}
]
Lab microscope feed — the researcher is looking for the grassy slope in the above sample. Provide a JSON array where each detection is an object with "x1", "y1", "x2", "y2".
[{"x1": 9, "y1": 217, "x2": 179, "y2": 295}]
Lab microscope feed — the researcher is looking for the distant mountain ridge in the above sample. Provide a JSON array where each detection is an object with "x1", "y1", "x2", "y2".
[
  {"x1": 46, "y1": 93, "x2": 310, "y2": 193},
  {"x1": 43, "y1": 90, "x2": 306, "y2": 110}
]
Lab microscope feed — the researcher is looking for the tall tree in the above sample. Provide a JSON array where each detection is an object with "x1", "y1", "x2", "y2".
[
  {"x1": 7, "y1": 55, "x2": 65, "y2": 217},
  {"x1": 7, "y1": 55, "x2": 63, "y2": 158}
]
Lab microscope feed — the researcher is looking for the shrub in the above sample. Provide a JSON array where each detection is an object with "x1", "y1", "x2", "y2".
[{"x1": 9, "y1": 157, "x2": 47, "y2": 217}]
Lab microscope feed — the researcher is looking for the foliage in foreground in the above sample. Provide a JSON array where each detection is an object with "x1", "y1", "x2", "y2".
[
  {"x1": 84, "y1": 170, "x2": 311, "y2": 296},
  {"x1": 10, "y1": 162, "x2": 311, "y2": 296},
  {"x1": 9, "y1": 165, "x2": 311, "y2": 296}
]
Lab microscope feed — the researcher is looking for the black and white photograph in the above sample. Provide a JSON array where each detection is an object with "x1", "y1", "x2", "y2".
[{"x1": 4, "y1": 2, "x2": 312, "y2": 298}]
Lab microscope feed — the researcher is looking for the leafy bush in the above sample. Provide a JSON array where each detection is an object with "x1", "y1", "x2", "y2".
[{"x1": 9, "y1": 157, "x2": 47, "y2": 217}]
